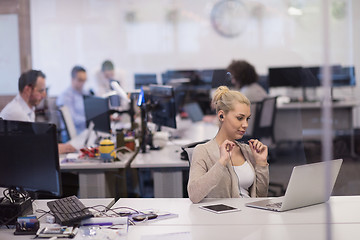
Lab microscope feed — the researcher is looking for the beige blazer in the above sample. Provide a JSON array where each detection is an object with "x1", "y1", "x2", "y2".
[{"x1": 187, "y1": 139, "x2": 269, "y2": 203}]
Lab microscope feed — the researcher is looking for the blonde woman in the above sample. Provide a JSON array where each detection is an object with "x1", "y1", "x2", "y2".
[{"x1": 188, "y1": 86, "x2": 269, "y2": 203}]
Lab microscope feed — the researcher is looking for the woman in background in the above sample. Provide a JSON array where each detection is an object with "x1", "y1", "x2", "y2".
[{"x1": 227, "y1": 60, "x2": 268, "y2": 103}]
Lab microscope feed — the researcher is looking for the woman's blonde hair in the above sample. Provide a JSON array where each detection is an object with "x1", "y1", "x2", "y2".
[{"x1": 211, "y1": 86, "x2": 250, "y2": 114}]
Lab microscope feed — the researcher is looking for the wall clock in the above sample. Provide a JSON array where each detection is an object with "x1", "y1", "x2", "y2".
[{"x1": 210, "y1": 0, "x2": 249, "y2": 38}]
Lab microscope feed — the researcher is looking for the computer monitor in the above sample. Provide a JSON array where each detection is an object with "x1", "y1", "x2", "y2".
[
  {"x1": 335, "y1": 66, "x2": 356, "y2": 87},
  {"x1": 134, "y1": 73, "x2": 157, "y2": 89},
  {"x1": 0, "y1": 120, "x2": 62, "y2": 197},
  {"x1": 309, "y1": 65, "x2": 356, "y2": 87},
  {"x1": 148, "y1": 84, "x2": 177, "y2": 129},
  {"x1": 161, "y1": 70, "x2": 199, "y2": 85},
  {"x1": 301, "y1": 68, "x2": 321, "y2": 87},
  {"x1": 268, "y1": 67, "x2": 304, "y2": 87},
  {"x1": 211, "y1": 69, "x2": 233, "y2": 88},
  {"x1": 83, "y1": 95, "x2": 111, "y2": 133},
  {"x1": 198, "y1": 69, "x2": 215, "y2": 86}
]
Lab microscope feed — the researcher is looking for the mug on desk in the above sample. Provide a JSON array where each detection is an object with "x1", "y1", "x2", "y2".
[
  {"x1": 124, "y1": 136, "x2": 135, "y2": 151},
  {"x1": 152, "y1": 131, "x2": 169, "y2": 148}
]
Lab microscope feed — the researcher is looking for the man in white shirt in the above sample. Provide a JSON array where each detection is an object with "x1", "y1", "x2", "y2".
[
  {"x1": 57, "y1": 66, "x2": 88, "y2": 136},
  {"x1": 0, "y1": 70, "x2": 46, "y2": 121},
  {"x1": 0, "y1": 70, "x2": 75, "y2": 154}
]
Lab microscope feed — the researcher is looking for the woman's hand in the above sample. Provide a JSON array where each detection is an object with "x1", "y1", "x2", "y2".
[
  {"x1": 219, "y1": 140, "x2": 236, "y2": 166},
  {"x1": 248, "y1": 139, "x2": 268, "y2": 166}
]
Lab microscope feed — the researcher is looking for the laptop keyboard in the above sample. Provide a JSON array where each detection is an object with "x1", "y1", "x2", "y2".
[{"x1": 266, "y1": 202, "x2": 282, "y2": 208}]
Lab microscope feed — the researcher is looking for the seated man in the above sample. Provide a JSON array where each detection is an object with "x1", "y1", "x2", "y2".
[
  {"x1": 0, "y1": 69, "x2": 76, "y2": 154},
  {"x1": 57, "y1": 65, "x2": 89, "y2": 138}
]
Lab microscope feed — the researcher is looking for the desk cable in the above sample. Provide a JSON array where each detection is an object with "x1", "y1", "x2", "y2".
[{"x1": 228, "y1": 150, "x2": 243, "y2": 198}]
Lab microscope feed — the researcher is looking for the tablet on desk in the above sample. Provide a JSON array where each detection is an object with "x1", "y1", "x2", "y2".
[{"x1": 199, "y1": 204, "x2": 240, "y2": 214}]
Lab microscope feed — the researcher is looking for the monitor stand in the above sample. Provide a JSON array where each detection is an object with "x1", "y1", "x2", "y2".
[{"x1": 139, "y1": 105, "x2": 162, "y2": 153}]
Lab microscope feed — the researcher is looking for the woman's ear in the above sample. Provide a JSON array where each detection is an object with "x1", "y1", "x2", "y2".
[{"x1": 218, "y1": 111, "x2": 225, "y2": 121}]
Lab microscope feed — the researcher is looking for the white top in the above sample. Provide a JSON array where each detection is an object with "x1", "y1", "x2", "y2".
[
  {"x1": 95, "y1": 69, "x2": 127, "y2": 96},
  {"x1": 0, "y1": 94, "x2": 35, "y2": 122},
  {"x1": 241, "y1": 83, "x2": 268, "y2": 103},
  {"x1": 233, "y1": 161, "x2": 255, "y2": 198}
]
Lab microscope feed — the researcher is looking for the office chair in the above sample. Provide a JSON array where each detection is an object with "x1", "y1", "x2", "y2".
[
  {"x1": 181, "y1": 139, "x2": 209, "y2": 165},
  {"x1": 252, "y1": 97, "x2": 278, "y2": 145},
  {"x1": 58, "y1": 105, "x2": 77, "y2": 141},
  {"x1": 241, "y1": 101, "x2": 261, "y2": 142},
  {"x1": 252, "y1": 97, "x2": 285, "y2": 196}
]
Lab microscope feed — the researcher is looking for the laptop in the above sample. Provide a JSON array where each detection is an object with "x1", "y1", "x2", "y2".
[{"x1": 246, "y1": 159, "x2": 343, "y2": 212}]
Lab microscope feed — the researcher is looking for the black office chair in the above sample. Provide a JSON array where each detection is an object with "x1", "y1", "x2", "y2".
[
  {"x1": 241, "y1": 101, "x2": 261, "y2": 143},
  {"x1": 181, "y1": 139, "x2": 210, "y2": 166},
  {"x1": 241, "y1": 97, "x2": 278, "y2": 157},
  {"x1": 252, "y1": 97, "x2": 285, "y2": 196},
  {"x1": 252, "y1": 96, "x2": 278, "y2": 145}
]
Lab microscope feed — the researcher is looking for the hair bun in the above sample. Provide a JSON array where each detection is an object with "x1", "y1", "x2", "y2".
[{"x1": 211, "y1": 86, "x2": 229, "y2": 109}]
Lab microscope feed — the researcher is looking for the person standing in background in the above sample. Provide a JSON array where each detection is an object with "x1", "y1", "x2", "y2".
[
  {"x1": 96, "y1": 60, "x2": 125, "y2": 96},
  {"x1": 227, "y1": 60, "x2": 268, "y2": 103},
  {"x1": 57, "y1": 66, "x2": 88, "y2": 136}
]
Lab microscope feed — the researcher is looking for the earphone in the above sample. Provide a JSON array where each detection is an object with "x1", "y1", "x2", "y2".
[{"x1": 220, "y1": 114, "x2": 223, "y2": 119}]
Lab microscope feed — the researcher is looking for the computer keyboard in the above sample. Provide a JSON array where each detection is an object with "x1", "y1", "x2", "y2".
[{"x1": 47, "y1": 195, "x2": 93, "y2": 226}]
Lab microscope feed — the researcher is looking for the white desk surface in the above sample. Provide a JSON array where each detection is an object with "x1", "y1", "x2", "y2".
[
  {"x1": 131, "y1": 120, "x2": 218, "y2": 169},
  {"x1": 60, "y1": 151, "x2": 136, "y2": 170},
  {"x1": 2, "y1": 197, "x2": 360, "y2": 240},
  {"x1": 277, "y1": 99, "x2": 358, "y2": 110},
  {"x1": 125, "y1": 224, "x2": 360, "y2": 240},
  {"x1": 131, "y1": 143, "x2": 188, "y2": 168},
  {"x1": 112, "y1": 196, "x2": 360, "y2": 226},
  {"x1": 2, "y1": 222, "x2": 359, "y2": 240}
]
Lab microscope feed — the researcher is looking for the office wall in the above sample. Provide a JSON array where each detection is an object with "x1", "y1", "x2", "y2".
[{"x1": 30, "y1": 0, "x2": 359, "y2": 109}]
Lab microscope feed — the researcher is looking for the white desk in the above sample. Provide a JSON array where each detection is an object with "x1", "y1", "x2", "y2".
[
  {"x1": 125, "y1": 224, "x2": 360, "y2": 240},
  {"x1": 60, "y1": 151, "x2": 137, "y2": 198},
  {"x1": 2, "y1": 197, "x2": 360, "y2": 240},
  {"x1": 131, "y1": 120, "x2": 218, "y2": 198},
  {"x1": 132, "y1": 143, "x2": 188, "y2": 198},
  {"x1": 117, "y1": 196, "x2": 360, "y2": 240},
  {"x1": 112, "y1": 196, "x2": 360, "y2": 226}
]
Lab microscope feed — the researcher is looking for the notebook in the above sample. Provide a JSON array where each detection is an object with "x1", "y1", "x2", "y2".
[{"x1": 246, "y1": 159, "x2": 343, "y2": 212}]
